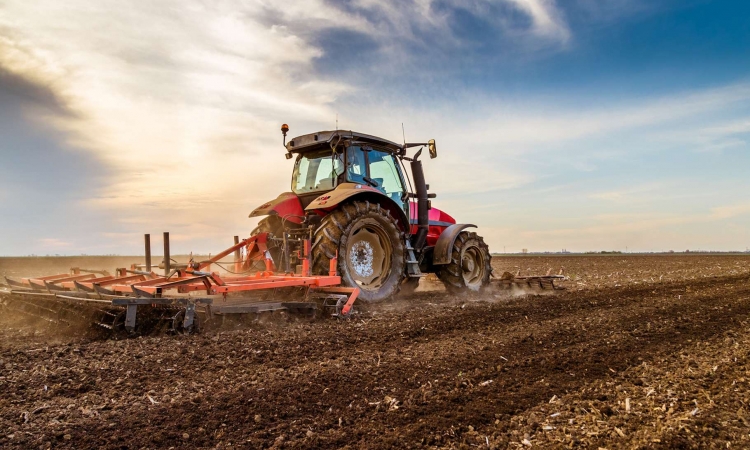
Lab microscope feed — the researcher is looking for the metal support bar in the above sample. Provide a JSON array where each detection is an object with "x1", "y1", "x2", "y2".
[
  {"x1": 163, "y1": 232, "x2": 170, "y2": 277},
  {"x1": 233, "y1": 236, "x2": 241, "y2": 273},
  {"x1": 145, "y1": 234, "x2": 152, "y2": 272},
  {"x1": 125, "y1": 304, "x2": 138, "y2": 332}
]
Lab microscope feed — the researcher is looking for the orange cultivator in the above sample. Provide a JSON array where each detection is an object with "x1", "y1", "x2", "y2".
[{"x1": 1, "y1": 231, "x2": 359, "y2": 335}]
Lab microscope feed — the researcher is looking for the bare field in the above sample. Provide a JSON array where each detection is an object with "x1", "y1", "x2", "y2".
[{"x1": 1, "y1": 254, "x2": 750, "y2": 449}]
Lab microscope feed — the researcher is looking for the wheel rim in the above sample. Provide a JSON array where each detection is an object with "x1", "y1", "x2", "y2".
[
  {"x1": 346, "y1": 219, "x2": 392, "y2": 291},
  {"x1": 461, "y1": 245, "x2": 485, "y2": 289}
]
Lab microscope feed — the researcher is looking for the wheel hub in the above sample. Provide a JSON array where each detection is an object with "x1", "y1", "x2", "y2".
[
  {"x1": 461, "y1": 245, "x2": 484, "y2": 288},
  {"x1": 350, "y1": 240, "x2": 375, "y2": 278},
  {"x1": 346, "y1": 223, "x2": 391, "y2": 289},
  {"x1": 462, "y1": 257, "x2": 475, "y2": 273}
]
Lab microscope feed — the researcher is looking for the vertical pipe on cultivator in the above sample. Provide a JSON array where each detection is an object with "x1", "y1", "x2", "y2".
[
  {"x1": 163, "y1": 232, "x2": 171, "y2": 276},
  {"x1": 145, "y1": 234, "x2": 152, "y2": 272},
  {"x1": 233, "y1": 235, "x2": 241, "y2": 273}
]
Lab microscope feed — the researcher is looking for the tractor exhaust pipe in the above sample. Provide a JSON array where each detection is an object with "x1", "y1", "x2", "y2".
[{"x1": 410, "y1": 149, "x2": 429, "y2": 252}]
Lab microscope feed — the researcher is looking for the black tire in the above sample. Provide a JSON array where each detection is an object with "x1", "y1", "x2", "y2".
[
  {"x1": 312, "y1": 201, "x2": 406, "y2": 302},
  {"x1": 250, "y1": 216, "x2": 284, "y2": 272},
  {"x1": 437, "y1": 231, "x2": 492, "y2": 293}
]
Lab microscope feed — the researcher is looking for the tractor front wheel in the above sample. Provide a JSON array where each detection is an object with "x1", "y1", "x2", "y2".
[
  {"x1": 437, "y1": 231, "x2": 492, "y2": 293},
  {"x1": 250, "y1": 216, "x2": 284, "y2": 272},
  {"x1": 312, "y1": 201, "x2": 406, "y2": 302}
]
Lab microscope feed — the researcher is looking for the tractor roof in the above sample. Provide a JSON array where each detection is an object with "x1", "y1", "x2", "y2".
[{"x1": 285, "y1": 130, "x2": 402, "y2": 154}]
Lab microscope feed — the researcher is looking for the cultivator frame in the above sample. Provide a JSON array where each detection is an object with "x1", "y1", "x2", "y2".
[{"x1": 1, "y1": 231, "x2": 360, "y2": 335}]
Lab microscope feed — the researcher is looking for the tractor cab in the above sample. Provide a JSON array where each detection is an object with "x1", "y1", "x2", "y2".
[{"x1": 290, "y1": 142, "x2": 408, "y2": 212}]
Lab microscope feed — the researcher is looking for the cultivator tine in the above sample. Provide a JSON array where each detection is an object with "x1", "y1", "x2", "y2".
[
  {"x1": 44, "y1": 280, "x2": 68, "y2": 292},
  {"x1": 94, "y1": 284, "x2": 116, "y2": 296},
  {"x1": 74, "y1": 280, "x2": 95, "y2": 292},
  {"x1": 130, "y1": 286, "x2": 153, "y2": 298},
  {"x1": 5, "y1": 277, "x2": 27, "y2": 289},
  {"x1": 28, "y1": 280, "x2": 47, "y2": 290}
]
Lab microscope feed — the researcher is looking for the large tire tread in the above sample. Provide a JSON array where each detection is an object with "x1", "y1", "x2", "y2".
[
  {"x1": 437, "y1": 231, "x2": 492, "y2": 294},
  {"x1": 311, "y1": 201, "x2": 405, "y2": 302}
]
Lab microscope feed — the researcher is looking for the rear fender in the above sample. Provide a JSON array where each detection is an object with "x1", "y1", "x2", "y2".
[
  {"x1": 432, "y1": 224, "x2": 477, "y2": 265},
  {"x1": 306, "y1": 183, "x2": 410, "y2": 232},
  {"x1": 249, "y1": 192, "x2": 305, "y2": 224}
]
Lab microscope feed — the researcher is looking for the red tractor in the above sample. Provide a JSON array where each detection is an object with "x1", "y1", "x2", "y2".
[{"x1": 249, "y1": 125, "x2": 492, "y2": 302}]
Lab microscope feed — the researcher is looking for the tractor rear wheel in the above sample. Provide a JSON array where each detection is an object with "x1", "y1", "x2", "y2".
[
  {"x1": 312, "y1": 201, "x2": 405, "y2": 302},
  {"x1": 437, "y1": 231, "x2": 492, "y2": 293}
]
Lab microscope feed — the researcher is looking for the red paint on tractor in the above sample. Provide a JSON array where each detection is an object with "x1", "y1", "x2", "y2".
[
  {"x1": 249, "y1": 192, "x2": 305, "y2": 224},
  {"x1": 409, "y1": 202, "x2": 456, "y2": 247}
]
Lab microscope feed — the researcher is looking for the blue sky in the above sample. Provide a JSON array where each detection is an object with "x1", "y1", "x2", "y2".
[{"x1": 0, "y1": 0, "x2": 749, "y2": 255}]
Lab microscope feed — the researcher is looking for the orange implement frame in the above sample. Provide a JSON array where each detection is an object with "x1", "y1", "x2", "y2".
[
  {"x1": 99, "y1": 233, "x2": 358, "y2": 307},
  {"x1": 3, "y1": 232, "x2": 361, "y2": 335}
]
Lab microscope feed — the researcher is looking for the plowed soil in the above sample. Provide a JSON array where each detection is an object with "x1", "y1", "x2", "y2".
[{"x1": 1, "y1": 254, "x2": 750, "y2": 449}]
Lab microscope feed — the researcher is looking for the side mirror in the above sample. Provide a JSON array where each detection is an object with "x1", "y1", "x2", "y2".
[{"x1": 428, "y1": 139, "x2": 437, "y2": 159}]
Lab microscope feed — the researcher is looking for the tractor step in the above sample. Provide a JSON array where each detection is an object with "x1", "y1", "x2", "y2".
[{"x1": 404, "y1": 241, "x2": 423, "y2": 277}]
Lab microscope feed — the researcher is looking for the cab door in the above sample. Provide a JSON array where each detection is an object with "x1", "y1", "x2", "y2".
[
  {"x1": 345, "y1": 145, "x2": 409, "y2": 219},
  {"x1": 366, "y1": 148, "x2": 408, "y2": 213}
]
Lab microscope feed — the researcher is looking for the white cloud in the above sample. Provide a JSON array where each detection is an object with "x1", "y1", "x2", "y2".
[
  {"x1": 700, "y1": 119, "x2": 750, "y2": 135},
  {"x1": 506, "y1": 0, "x2": 570, "y2": 42},
  {"x1": 451, "y1": 82, "x2": 750, "y2": 152}
]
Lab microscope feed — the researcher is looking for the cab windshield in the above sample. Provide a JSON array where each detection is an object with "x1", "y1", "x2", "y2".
[{"x1": 291, "y1": 149, "x2": 344, "y2": 194}]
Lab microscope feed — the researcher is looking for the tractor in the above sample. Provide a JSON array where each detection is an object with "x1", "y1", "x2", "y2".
[{"x1": 249, "y1": 125, "x2": 492, "y2": 302}]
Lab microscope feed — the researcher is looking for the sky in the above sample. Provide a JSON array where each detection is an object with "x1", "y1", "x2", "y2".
[{"x1": 0, "y1": 0, "x2": 749, "y2": 255}]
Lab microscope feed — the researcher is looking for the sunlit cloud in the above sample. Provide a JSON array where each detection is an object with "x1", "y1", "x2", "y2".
[
  {"x1": 0, "y1": 1, "x2": 353, "y2": 242},
  {"x1": 506, "y1": 0, "x2": 570, "y2": 42}
]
